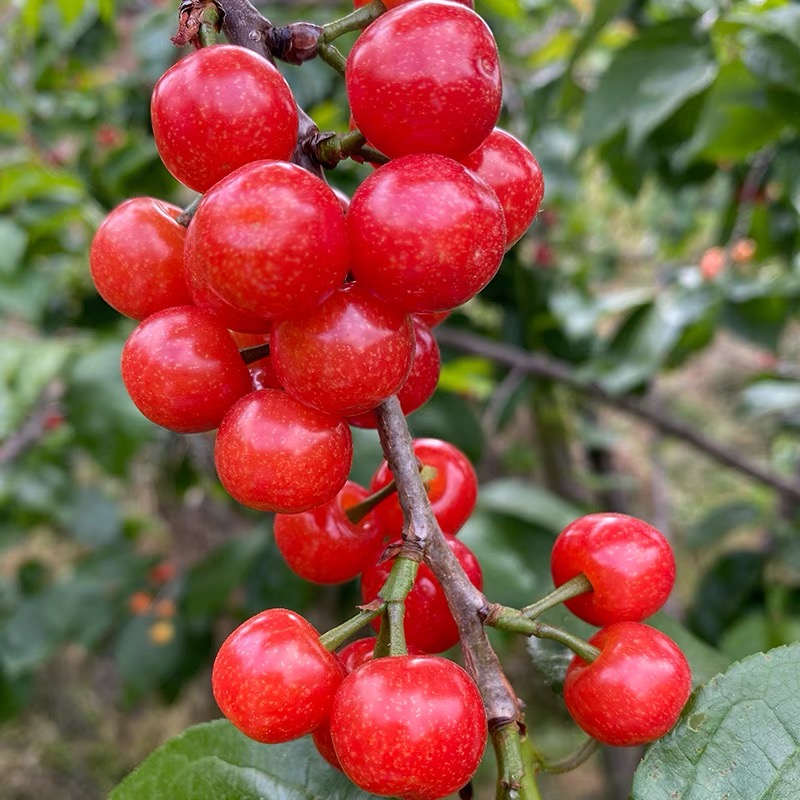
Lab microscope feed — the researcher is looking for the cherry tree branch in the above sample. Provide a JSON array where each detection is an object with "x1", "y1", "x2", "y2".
[
  {"x1": 436, "y1": 327, "x2": 800, "y2": 504},
  {"x1": 376, "y1": 397, "x2": 533, "y2": 799}
]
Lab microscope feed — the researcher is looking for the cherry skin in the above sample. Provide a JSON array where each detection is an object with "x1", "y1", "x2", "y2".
[
  {"x1": 272, "y1": 283, "x2": 415, "y2": 417},
  {"x1": 348, "y1": 318, "x2": 440, "y2": 428},
  {"x1": 354, "y1": 0, "x2": 472, "y2": 9},
  {"x1": 212, "y1": 608, "x2": 345, "y2": 743},
  {"x1": 564, "y1": 622, "x2": 692, "y2": 747},
  {"x1": 90, "y1": 197, "x2": 191, "y2": 320},
  {"x1": 550, "y1": 513, "x2": 676, "y2": 626},
  {"x1": 120, "y1": 306, "x2": 253, "y2": 433},
  {"x1": 273, "y1": 481, "x2": 384, "y2": 584},
  {"x1": 462, "y1": 128, "x2": 545, "y2": 248},
  {"x1": 185, "y1": 160, "x2": 350, "y2": 322},
  {"x1": 370, "y1": 438, "x2": 478, "y2": 539},
  {"x1": 151, "y1": 45, "x2": 297, "y2": 192},
  {"x1": 188, "y1": 269, "x2": 272, "y2": 334},
  {"x1": 347, "y1": 154, "x2": 506, "y2": 312},
  {"x1": 361, "y1": 535, "x2": 482, "y2": 653},
  {"x1": 329, "y1": 655, "x2": 487, "y2": 800},
  {"x1": 312, "y1": 637, "x2": 424, "y2": 770},
  {"x1": 414, "y1": 310, "x2": 451, "y2": 328},
  {"x1": 346, "y1": 1, "x2": 501, "y2": 160},
  {"x1": 215, "y1": 389, "x2": 353, "y2": 513}
]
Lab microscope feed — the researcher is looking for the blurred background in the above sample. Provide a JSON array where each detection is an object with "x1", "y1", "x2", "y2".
[{"x1": 2, "y1": 0, "x2": 800, "y2": 797}]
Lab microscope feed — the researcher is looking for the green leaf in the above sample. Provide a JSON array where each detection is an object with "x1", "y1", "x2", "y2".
[
  {"x1": 675, "y1": 61, "x2": 800, "y2": 165},
  {"x1": 0, "y1": 219, "x2": 27, "y2": 276},
  {"x1": 478, "y1": 478, "x2": 582, "y2": 532},
  {"x1": 59, "y1": 487, "x2": 122, "y2": 547},
  {"x1": 582, "y1": 21, "x2": 717, "y2": 151},
  {"x1": 182, "y1": 530, "x2": 270, "y2": 620},
  {"x1": 686, "y1": 501, "x2": 764, "y2": 548},
  {"x1": 407, "y1": 390, "x2": 484, "y2": 464},
  {"x1": 566, "y1": 0, "x2": 628, "y2": 72},
  {"x1": 111, "y1": 720, "x2": 381, "y2": 800},
  {"x1": 743, "y1": 34, "x2": 800, "y2": 92},
  {"x1": 632, "y1": 644, "x2": 800, "y2": 799},
  {"x1": 741, "y1": 380, "x2": 800, "y2": 417},
  {"x1": 729, "y1": 5, "x2": 800, "y2": 49}
]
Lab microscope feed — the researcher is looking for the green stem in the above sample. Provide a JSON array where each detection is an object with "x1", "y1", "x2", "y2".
[
  {"x1": 360, "y1": 144, "x2": 390, "y2": 166},
  {"x1": 317, "y1": 42, "x2": 347, "y2": 76},
  {"x1": 321, "y1": 0, "x2": 386, "y2": 41},
  {"x1": 316, "y1": 129, "x2": 367, "y2": 167},
  {"x1": 198, "y1": 6, "x2": 220, "y2": 47},
  {"x1": 319, "y1": 605, "x2": 384, "y2": 651},
  {"x1": 345, "y1": 465, "x2": 437, "y2": 525},
  {"x1": 492, "y1": 725, "x2": 543, "y2": 800},
  {"x1": 379, "y1": 555, "x2": 418, "y2": 657},
  {"x1": 535, "y1": 737, "x2": 600, "y2": 774},
  {"x1": 488, "y1": 606, "x2": 601, "y2": 663},
  {"x1": 520, "y1": 574, "x2": 592, "y2": 619}
]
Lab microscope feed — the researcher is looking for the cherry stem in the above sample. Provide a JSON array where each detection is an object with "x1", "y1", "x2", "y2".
[
  {"x1": 487, "y1": 605, "x2": 601, "y2": 663},
  {"x1": 377, "y1": 554, "x2": 418, "y2": 656},
  {"x1": 239, "y1": 343, "x2": 271, "y2": 364},
  {"x1": 520, "y1": 573, "x2": 593, "y2": 619},
  {"x1": 316, "y1": 41, "x2": 346, "y2": 76},
  {"x1": 198, "y1": 5, "x2": 220, "y2": 46},
  {"x1": 345, "y1": 464, "x2": 437, "y2": 525},
  {"x1": 493, "y1": 725, "x2": 543, "y2": 800},
  {"x1": 534, "y1": 737, "x2": 600, "y2": 774},
  {"x1": 319, "y1": 605, "x2": 385, "y2": 651},
  {"x1": 176, "y1": 196, "x2": 201, "y2": 227},
  {"x1": 316, "y1": 129, "x2": 367, "y2": 167},
  {"x1": 320, "y1": 0, "x2": 385, "y2": 42}
]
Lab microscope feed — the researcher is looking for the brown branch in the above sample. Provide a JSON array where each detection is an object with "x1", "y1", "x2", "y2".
[
  {"x1": 375, "y1": 398, "x2": 525, "y2": 789},
  {"x1": 0, "y1": 382, "x2": 65, "y2": 464},
  {"x1": 436, "y1": 327, "x2": 800, "y2": 504}
]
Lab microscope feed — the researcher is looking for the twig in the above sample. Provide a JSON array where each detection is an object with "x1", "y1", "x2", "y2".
[
  {"x1": 436, "y1": 327, "x2": 800, "y2": 504},
  {"x1": 0, "y1": 382, "x2": 65, "y2": 464}
]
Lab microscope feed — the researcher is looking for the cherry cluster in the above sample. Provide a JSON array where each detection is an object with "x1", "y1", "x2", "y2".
[{"x1": 87, "y1": 0, "x2": 691, "y2": 795}]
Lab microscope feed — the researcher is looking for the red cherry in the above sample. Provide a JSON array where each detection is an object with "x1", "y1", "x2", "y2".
[
  {"x1": 312, "y1": 637, "x2": 424, "y2": 770},
  {"x1": 329, "y1": 656, "x2": 487, "y2": 799},
  {"x1": 346, "y1": 1, "x2": 501, "y2": 160},
  {"x1": 185, "y1": 160, "x2": 350, "y2": 321},
  {"x1": 361, "y1": 535, "x2": 482, "y2": 653},
  {"x1": 414, "y1": 310, "x2": 451, "y2": 328},
  {"x1": 348, "y1": 154, "x2": 506, "y2": 313},
  {"x1": 272, "y1": 283, "x2": 415, "y2": 416},
  {"x1": 89, "y1": 197, "x2": 191, "y2": 320},
  {"x1": 564, "y1": 622, "x2": 691, "y2": 747},
  {"x1": 212, "y1": 608, "x2": 345, "y2": 743},
  {"x1": 348, "y1": 319, "x2": 440, "y2": 428},
  {"x1": 462, "y1": 128, "x2": 545, "y2": 248},
  {"x1": 354, "y1": 0, "x2": 472, "y2": 8},
  {"x1": 274, "y1": 481, "x2": 384, "y2": 584},
  {"x1": 151, "y1": 45, "x2": 297, "y2": 192},
  {"x1": 121, "y1": 306, "x2": 252, "y2": 433},
  {"x1": 215, "y1": 389, "x2": 353, "y2": 513},
  {"x1": 550, "y1": 513, "x2": 676, "y2": 626},
  {"x1": 370, "y1": 438, "x2": 478, "y2": 538}
]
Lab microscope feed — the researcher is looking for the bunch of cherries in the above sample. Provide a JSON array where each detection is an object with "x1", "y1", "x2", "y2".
[{"x1": 88, "y1": 0, "x2": 690, "y2": 796}]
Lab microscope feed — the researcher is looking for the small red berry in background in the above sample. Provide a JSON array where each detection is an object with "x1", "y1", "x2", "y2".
[
  {"x1": 151, "y1": 45, "x2": 298, "y2": 192},
  {"x1": 274, "y1": 481, "x2": 384, "y2": 584},
  {"x1": 370, "y1": 438, "x2": 478, "y2": 538},
  {"x1": 361, "y1": 535, "x2": 482, "y2": 653},
  {"x1": 347, "y1": 154, "x2": 506, "y2": 312},
  {"x1": 212, "y1": 609, "x2": 345, "y2": 743},
  {"x1": 121, "y1": 306, "x2": 253, "y2": 434},
  {"x1": 148, "y1": 561, "x2": 176, "y2": 585},
  {"x1": 346, "y1": 1, "x2": 501, "y2": 160},
  {"x1": 563, "y1": 622, "x2": 691, "y2": 747},
  {"x1": 185, "y1": 160, "x2": 350, "y2": 322},
  {"x1": 329, "y1": 655, "x2": 487, "y2": 799},
  {"x1": 272, "y1": 283, "x2": 415, "y2": 417},
  {"x1": 347, "y1": 318, "x2": 440, "y2": 428},
  {"x1": 214, "y1": 390, "x2": 353, "y2": 513},
  {"x1": 461, "y1": 128, "x2": 545, "y2": 248},
  {"x1": 700, "y1": 246, "x2": 726, "y2": 280},
  {"x1": 128, "y1": 591, "x2": 152, "y2": 615},
  {"x1": 550, "y1": 512, "x2": 676, "y2": 626},
  {"x1": 90, "y1": 197, "x2": 191, "y2": 320}
]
